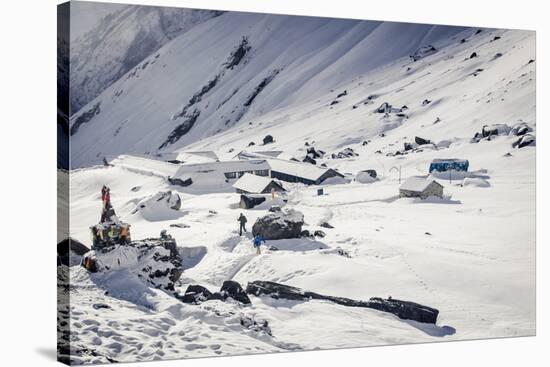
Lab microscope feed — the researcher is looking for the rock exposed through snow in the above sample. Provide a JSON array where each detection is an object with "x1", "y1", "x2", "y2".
[
  {"x1": 252, "y1": 209, "x2": 305, "y2": 240},
  {"x1": 246, "y1": 281, "x2": 439, "y2": 324}
]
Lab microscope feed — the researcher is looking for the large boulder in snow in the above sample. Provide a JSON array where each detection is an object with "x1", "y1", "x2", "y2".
[
  {"x1": 82, "y1": 237, "x2": 184, "y2": 292},
  {"x1": 218, "y1": 280, "x2": 251, "y2": 304},
  {"x1": 178, "y1": 285, "x2": 213, "y2": 304},
  {"x1": 252, "y1": 209, "x2": 304, "y2": 240},
  {"x1": 263, "y1": 135, "x2": 274, "y2": 145},
  {"x1": 511, "y1": 122, "x2": 532, "y2": 136},
  {"x1": 133, "y1": 190, "x2": 182, "y2": 220}
]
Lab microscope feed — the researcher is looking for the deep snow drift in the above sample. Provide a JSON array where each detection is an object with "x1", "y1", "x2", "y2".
[{"x1": 63, "y1": 8, "x2": 535, "y2": 365}]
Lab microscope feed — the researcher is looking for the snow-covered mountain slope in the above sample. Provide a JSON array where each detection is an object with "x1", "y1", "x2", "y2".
[
  {"x1": 69, "y1": 11, "x2": 470, "y2": 167},
  {"x1": 69, "y1": 2, "x2": 222, "y2": 114}
]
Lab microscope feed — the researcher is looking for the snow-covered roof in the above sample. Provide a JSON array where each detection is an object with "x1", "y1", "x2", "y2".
[
  {"x1": 252, "y1": 151, "x2": 283, "y2": 158},
  {"x1": 267, "y1": 158, "x2": 339, "y2": 182},
  {"x1": 173, "y1": 159, "x2": 270, "y2": 178},
  {"x1": 185, "y1": 151, "x2": 219, "y2": 161},
  {"x1": 232, "y1": 173, "x2": 283, "y2": 194},
  {"x1": 400, "y1": 176, "x2": 441, "y2": 192}
]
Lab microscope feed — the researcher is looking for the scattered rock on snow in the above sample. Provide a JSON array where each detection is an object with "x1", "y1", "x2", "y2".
[
  {"x1": 415, "y1": 136, "x2": 431, "y2": 145},
  {"x1": 170, "y1": 223, "x2": 190, "y2": 229},
  {"x1": 410, "y1": 45, "x2": 437, "y2": 61},
  {"x1": 263, "y1": 135, "x2": 274, "y2": 145},
  {"x1": 512, "y1": 134, "x2": 535, "y2": 148},
  {"x1": 510, "y1": 122, "x2": 532, "y2": 136},
  {"x1": 319, "y1": 222, "x2": 334, "y2": 229},
  {"x1": 92, "y1": 303, "x2": 111, "y2": 310},
  {"x1": 300, "y1": 229, "x2": 311, "y2": 238},
  {"x1": 314, "y1": 230, "x2": 326, "y2": 238},
  {"x1": 303, "y1": 155, "x2": 317, "y2": 165},
  {"x1": 336, "y1": 90, "x2": 347, "y2": 98},
  {"x1": 240, "y1": 315, "x2": 272, "y2": 336},
  {"x1": 331, "y1": 147, "x2": 358, "y2": 159},
  {"x1": 306, "y1": 146, "x2": 325, "y2": 158}
]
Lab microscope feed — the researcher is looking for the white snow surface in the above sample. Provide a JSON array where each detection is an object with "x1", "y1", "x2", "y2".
[{"x1": 66, "y1": 14, "x2": 535, "y2": 365}]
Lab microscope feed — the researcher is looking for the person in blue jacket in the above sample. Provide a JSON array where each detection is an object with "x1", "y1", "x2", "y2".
[{"x1": 252, "y1": 234, "x2": 266, "y2": 255}]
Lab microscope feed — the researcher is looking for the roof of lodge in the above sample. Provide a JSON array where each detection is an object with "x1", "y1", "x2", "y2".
[
  {"x1": 400, "y1": 176, "x2": 443, "y2": 192},
  {"x1": 267, "y1": 158, "x2": 342, "y2": 182},
  {"x1": 232, "y1": 173, "x2": 284, "y2": 194}
]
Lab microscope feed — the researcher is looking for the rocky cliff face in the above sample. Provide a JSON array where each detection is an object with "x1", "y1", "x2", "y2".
[{"x1": 69, "y1": 4, "x2": 223, "y2": 114}]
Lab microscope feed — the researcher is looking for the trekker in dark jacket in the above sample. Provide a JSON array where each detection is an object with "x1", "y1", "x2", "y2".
[{"x1": 237, "y1": 213, "x2": 247, "y2": 236}]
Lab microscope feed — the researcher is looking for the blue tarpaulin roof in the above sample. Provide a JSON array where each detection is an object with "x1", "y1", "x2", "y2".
[{"x1": 429, "y1": 159, "x2": 469, "y2": 173}]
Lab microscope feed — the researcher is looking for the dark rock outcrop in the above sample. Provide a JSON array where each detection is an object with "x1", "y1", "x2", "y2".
[
  {"x1": 178, "y1": 285, "x2": 213, "y2": 304},
  {"x1": 179, "y1": 281, "x2": 251, "y2": 305},
  {"x1": 240, "y1": 194, "x2": 266, "y2": 209},
  {"x1": 246, "y1": 281, "x2": 439, "y2": 324},
  {"x1": 306, "y1": 147, "x2": 325, "y2": 159},
  {"x1": 331, "y1": 147, "x2": 358, "y2": 159},
  {"x1": 240, "y1": 315, "x2": 272, "y2": 335},
  {"x1": 57, "y1": 237, "x2": 90, "y2": 267},
  {"x1": 263, "y1": 135, "x2": 274, "y2": 145},
  {"x1": 303, "y1": 155, "x2": 317, "y2": 165},
  {"x1": 314, "y1": 230, "x2": 326, "y2": 238},
  {"x1": 168, "y1": 177, "x2": 193, "y2": 187},
  {"x1": 512, "y1": 134, "x2": 535, "y2": 148},
  {"x1": 414, "y1": 136, "x2": 431, "y2": 145},
  {"x1": 160, "y1": 108, "x2": 200, "y2": 149},
  {"x1": 83, "y1": 236, "x2": 184, "y2": 292},
  {"x1": 70, "y1": 102, "x2": 101, "y2": 136},
  {"x1": 362, "y1": 169, "x2": 377, "y2": 179},
  {"x1": 410, "y1": 45, "x2": 437, "y2": 61},
  {"x1": 252, "y1": 209, "x2": 304, "y2": 240},
  {"x1": 218, "y1": 280, "x2": 251, "y2": 304}
]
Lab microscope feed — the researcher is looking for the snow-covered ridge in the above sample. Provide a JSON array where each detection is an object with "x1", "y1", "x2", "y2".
[{"x1": 69, "y1": 11, "x2": 474, "y2": 168}]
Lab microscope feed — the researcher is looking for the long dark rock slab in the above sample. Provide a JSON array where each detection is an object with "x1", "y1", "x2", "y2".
[{"x1": 246, "y1": 280, "x2": 439, "y2": 324}]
